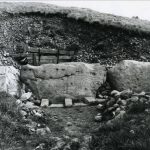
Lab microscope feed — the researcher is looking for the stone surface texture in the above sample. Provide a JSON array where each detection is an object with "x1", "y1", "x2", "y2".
[
  {"x1": 108, "y1": 60, "x2": 150, "y2": 92},
  {"x1": 0, "y1": 66, "x2": 20, "y2": 96},
  {"x1": 20, "y1": 62, "x2": 106, "y2": 102}
]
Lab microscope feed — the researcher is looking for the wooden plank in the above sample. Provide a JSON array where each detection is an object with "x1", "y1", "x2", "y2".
[
  {"x1": 40, "y1": 56, "x2": 57, "y2": 60},
  {"x1": 28, "y1": 48, "x2": 58, "y2": 54},
  {"x1": 28, "y1": 48, "x2": 74, "y2": 55},
  {"x1": 59, "y1": 56, "x2": 72, "y2": 59}
]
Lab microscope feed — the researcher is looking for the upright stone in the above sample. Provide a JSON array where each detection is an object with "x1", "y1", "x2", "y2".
[
  {"x1": 65, "y1": 98, "x2": 73, "y2": 107},
  {"x1": 20, "y1": 62, "x2": 106, "y2": 103},
  {"x1": 108, "y1": 60, "x2": 150, "y2": 92},
  {"x1": 0, "y1": 66, "x2": 20, "y2": 96},
  {"x1": 41, "y1": 99, "x2": 49, "y2": 107}
]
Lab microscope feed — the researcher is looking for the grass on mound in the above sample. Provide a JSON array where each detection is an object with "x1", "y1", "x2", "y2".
[
  {"x1": 90, "y1": 100, "x2": 150, "y2": 150},
  {"x1": 0, "y1": 92, "x2": 54, "y2": 150}
]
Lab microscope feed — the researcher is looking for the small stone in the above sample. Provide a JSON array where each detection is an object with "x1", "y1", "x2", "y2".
[
  {"x1": 138, "y1": 91, "x2": 146, "y2": 96},
  {"x1": 20, "y1": 110, "x2": 27, "y2": 117},
  {"x1": 103, "y1": 96, "x2": 109, "y2": 99},
  {"x1": 107, "y1": 107, "x2": 115, "y2": 112},
  {"x1": 35, "y1": 143, "x2": 45, "y2": 150},
  {"x1": 45, "y1": 126, "x2": 51, "y2": 133},
  {"x1": 20, "y1": 92, "x2": 32, "y2": 101},
  {"x1": 34, "y1": 100, "x2": 41, "y2": 106},
  {"x1": 41, "y1": 99, "x2": 49, "y2": 107},
  {"x1": 16, "y1": 99, "x2": 22, "y2": 105},
  {"x1": 127, "y1": 96, "x2": 138, "y2": 102},
  {"x1": 113, "y1": 103, "x2": 119, "y2": 108},
  {"x1": 35, "y1": 112, "x2": 42, "y2": 117},
  {"x1": 30, "y1": 128, "x2": 36, "y2": 132},
  {"x1": 139, "y1": 97, "x2": 147, "y2": 103},
  {"x1": 120, "y1": 89, "x2": 132, "y2": 99},
  {"x1": 36, "y1": 128, "x2": 46, "y2": 136},
  {"x1": 115, "y1": 107, "x2": 121, "y2": 114},
  {"x1": 67, "y1": 122, "x2": 72, "y2": 126},
  {"x1": 96, "y1": 98, "x2": 106, "y2": 104},
  {"x1": 65, "y1": 98, "x2": 73, "y2": 107},
  {"x1": 107, "y1": 97, "x2": 116, "y2": 107},
  {"x1": 111, "y1": 90, "x2": 120, "y2": 96},
  {"x1": 121, "y1": 100, "x2": 127, "y2": 106},
  {"x1": 25, "y1": 102, "x2": 39, "y2": 109},
  {"x1": 96, "y1": 104, "x2": 103, "y2": 110},
  {"x1": 84, "y1": 97, "x2": 96, "y2": 105},
  {"x1": 95, "y1": 115, "x2": 102, "y2": 122},
  {"x1": 130, "y1": 130, "x2": 135, "y2": 134},
  {"x1": 97, "y1": 113, "x2": 102, "y2": 116},
  {"x1": 98, "y1": 94, "x2": 104, "y2": 98}
]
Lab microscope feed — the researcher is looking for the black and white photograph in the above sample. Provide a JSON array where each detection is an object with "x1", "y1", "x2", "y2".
[{"x1": 0, "y1": 0, "x2": 150, "y2": 149}]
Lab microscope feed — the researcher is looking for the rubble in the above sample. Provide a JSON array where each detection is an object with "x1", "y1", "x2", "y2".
[{"x1": 95, "y1": 88, "x2": 150, "y2": 123}]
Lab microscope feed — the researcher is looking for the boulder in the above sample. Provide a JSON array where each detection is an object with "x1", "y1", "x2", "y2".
[
  {"x1": 0, "y1": 66, "x2": 20, "y2": 96},
  {"x1": 20, "y1": 62, "x2": 106, "y2": 103},
  {"x1": 108, "y1": 60, "x2": 150, "y2": 92}
]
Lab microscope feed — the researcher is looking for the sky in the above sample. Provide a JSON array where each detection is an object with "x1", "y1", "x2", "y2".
[{"x1": 0, "y1": 1, "x2": 150, "y2": 21}]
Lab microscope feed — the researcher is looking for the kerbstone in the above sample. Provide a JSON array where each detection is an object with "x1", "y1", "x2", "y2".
[{"x1": 21, "y1": 62, "x2": 106, "y2": 103}]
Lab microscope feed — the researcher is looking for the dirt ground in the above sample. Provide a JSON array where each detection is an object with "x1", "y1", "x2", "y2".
[{"x1": 43, "y1": 106, "x2": 100, "y2": 140}]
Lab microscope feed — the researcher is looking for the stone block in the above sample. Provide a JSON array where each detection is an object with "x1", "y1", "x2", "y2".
[
  {"x1": 65, "y1": 98, "x2": 73, "y2": 107},
  {"x1": 41, "y1": 99, "x2": 49, "y2": 107}
]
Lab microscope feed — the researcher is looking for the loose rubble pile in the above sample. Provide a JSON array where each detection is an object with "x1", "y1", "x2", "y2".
[
  {"x1": 95, "y1": 89, "x2": 150, "y2": 123},
  {"x1": 16, "y1": 91, "x2": 51, "y2": 137}
]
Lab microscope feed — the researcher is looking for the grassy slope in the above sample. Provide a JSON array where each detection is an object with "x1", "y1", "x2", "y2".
[
  {"x1": 90, "y1": 101, "x2": 150, "y2": 150},
  {"x1": 0, "y1": 92, "x2": 54, "y2": 150},
  {"x1": 0, "y1": 2, "x2": 150, "y2": 35}
]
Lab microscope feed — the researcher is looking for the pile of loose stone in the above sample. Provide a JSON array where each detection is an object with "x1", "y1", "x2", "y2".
[
  {"x1": 95, "y1": 89, "x2": 150, "y2": 123},
  {"x1": 16, "y1": 92, "x2": 51, "y2": 137}
]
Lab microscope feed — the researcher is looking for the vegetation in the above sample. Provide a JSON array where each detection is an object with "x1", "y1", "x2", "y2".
[
  {"x1": 0, "y1": 92, "x2": 54, "y2": 150},
  {"x1": 90, "y1": 99, "x2": 150, "y2": 150}
]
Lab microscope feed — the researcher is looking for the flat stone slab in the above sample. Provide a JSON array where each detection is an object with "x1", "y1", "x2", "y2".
[
  {"x1": 74, "y1": 103, "x2": 87, "y2": 107},
  {"x1": 84, "y1": 97, "x2": 96, "y2": 104},
  {"x1": 41, "y1": 99, "x2": 49, "y2": 107},
  {"x1": 49, "y1": 104, "x2": 64, "y2": 108},
  {"x1": 65, "y1": 98, "x2": 73, "y2": 107},
  {"x1": 96, "y1": 98, "x2": 106, "y2": 104}
]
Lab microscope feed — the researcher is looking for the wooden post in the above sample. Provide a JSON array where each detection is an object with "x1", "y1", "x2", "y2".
[
  {"x1": 38, "y1": 49, "x2": 41, "y2": 66},
  {"x1": 57, "y1": 49, "x2": 59, "y2": 64}
]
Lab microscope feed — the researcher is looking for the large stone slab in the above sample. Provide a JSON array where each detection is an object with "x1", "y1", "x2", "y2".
[
  {"x1": 0, "y1": 66, "x2": 20, "y2": 96},
  {"x1": 20, "y1": 62, "x2": 106, "y2": 102},
  {"x1": 108, "y1": 60, "x2": 150, "y2": 92}
]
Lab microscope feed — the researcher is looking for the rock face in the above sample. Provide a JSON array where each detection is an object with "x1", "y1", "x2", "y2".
[
  {"x1": 20, "y1": 62, "x2": 106, "y2": 102},
  {"x1": 108, "y1": 60, "x2": 150, "y2": 92},
  {"x1": 0, "y1": 66, "x2": 20, "y2": 96}
]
